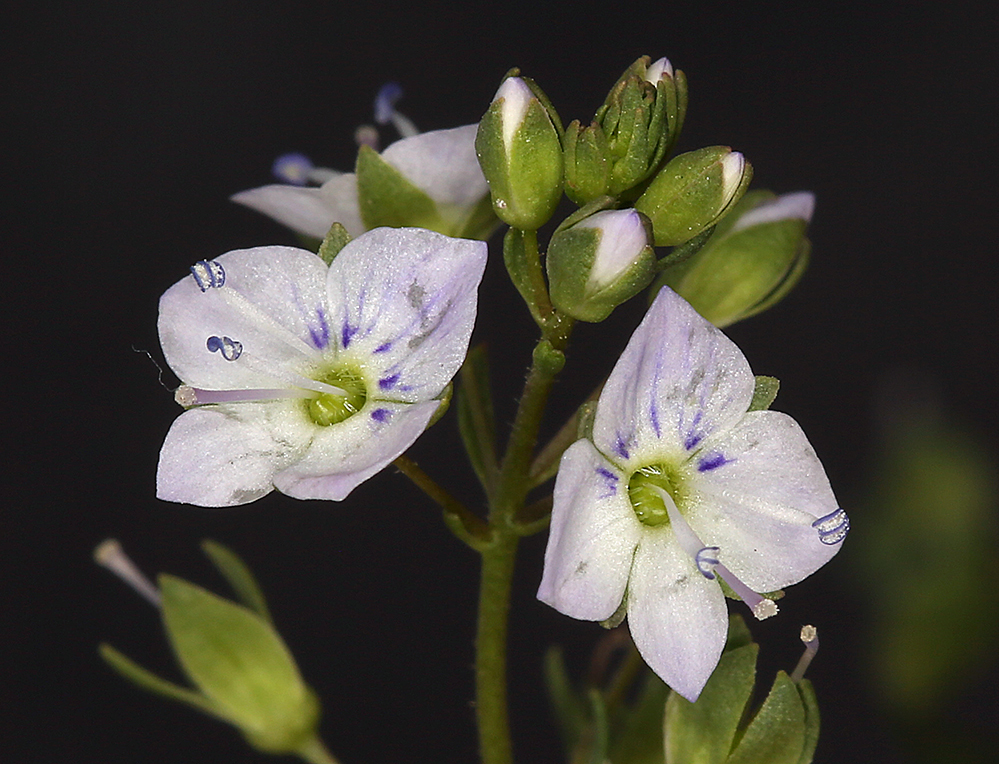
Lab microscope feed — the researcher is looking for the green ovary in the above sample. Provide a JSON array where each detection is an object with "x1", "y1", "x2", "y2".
[
  {"x1": 305, "y1": 367, "x2": 368, "y2": 426},
  {"x1": 627, "y1": 463, "x2": 684, "y2": 528}
]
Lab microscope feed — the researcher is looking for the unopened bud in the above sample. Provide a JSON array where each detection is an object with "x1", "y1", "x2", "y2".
[
  {"x1": 635, "y1": 147, "x2": 752, "y2": 246},
  {"x1": 656, "y1": 190, "x2": 814, "y2": 327},
  {"x1": 548, "y1": 208, "x2": 655, "y2": 322},
  {"x1": 476, "y1": 75, "x2": 564, "y2": 229}
]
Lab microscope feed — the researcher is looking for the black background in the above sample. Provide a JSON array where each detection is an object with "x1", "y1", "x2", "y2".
[{"x1": 4, "y1": 2, "x2": 996, "y2": 762}]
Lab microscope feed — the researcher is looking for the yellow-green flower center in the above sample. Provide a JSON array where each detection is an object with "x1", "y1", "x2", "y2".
[
  {"x1": 305, "y1": 367, "x2": 368, "y2": 426},
  {"x1": 627, "y1": 463, "x2": 685, "y2": 528}
]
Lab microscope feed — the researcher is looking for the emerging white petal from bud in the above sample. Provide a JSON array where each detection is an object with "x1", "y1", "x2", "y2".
[
  {"x1": 730, "y1": 191, "x2": 815, "y2": 233},
  {"x1": 579, "y1": 209, "x2": 651, "y2": 291},
  {"x1": 644, "y1": 56, "x2": 674, "y2": 83},
  {"x1": 720, "y1": 151, "x2": 747, "y2": 206},
  {"x1": 492, "y1": 77, "x2": 534, "y2": 152}
]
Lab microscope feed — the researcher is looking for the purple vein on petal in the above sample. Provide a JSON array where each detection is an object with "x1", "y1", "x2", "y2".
[{"x1": 309, "y1": 306, "x2": 331, "y2": 349}]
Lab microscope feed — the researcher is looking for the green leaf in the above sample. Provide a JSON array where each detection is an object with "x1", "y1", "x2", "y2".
[
  {"x1": 99, "y1": 643, "x2": 222, "y2": 719},
  {"x1": 608, "y1": 673, "x2": 670, "y2": 764},
  {"x1": 456, "y1": 345, "x2": 499, "y2": 493},
  {"x1": 544, "y1": 646, "x2": 589, "y2": 757},
  {"x1": 726, "y1": 672, "x2": 805, "y2": 764},
  {"x1": 664, "y1": 643, "x2": 758, "y2": 764},
  {"x1": 355, "y1": 145, "x2": 444, "y2": 231},
  {"x1": 200, "y1": 540, "x2": 272, "y2": 625},
  {"x1": 795, "y1": 680, "x2": 820, "y2": 764},
  {"x1": 317, "y1": 222, "x2": 352, "y2": 266},
  {"x1": 748, "y1": 376, "x2": 780, "y2": 412},
  {"x1": 159, "y1": 575, "x2": 319, "y2": 753}
]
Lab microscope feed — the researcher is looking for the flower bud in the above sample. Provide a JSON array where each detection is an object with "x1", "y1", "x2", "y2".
[
  {"x1": 475, "y1": 75, "x2": 563, "y2": 229},
  {"x1": 635, "y1": 146, "x2": 752, "y2": 246},
  {"x1": 589, "y1": 56, "x2": 688, "y2": 199},
  {"x1": 547, "y1": 208, "x2": 655, "y2": 322},
  {"x1": 656, "y1": 190, "x2": 814, "y2": 327},
  {"x1": 159, "y1": 575, "x2": 322, "y2": 754},
  {"x1": 562, "y1": 119, "x2": 612, "y2": 204}
]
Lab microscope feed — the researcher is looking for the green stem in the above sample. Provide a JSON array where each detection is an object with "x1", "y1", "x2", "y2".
[
  {"x1": 475, "y1": 532, "x2": 519, "y2": 764},
  {"x1": 393, "y1": 455, "x2": 490, "y2": 546},
  {"x1": 476, "y1": 319, "x2": 573, "y2": 764}
]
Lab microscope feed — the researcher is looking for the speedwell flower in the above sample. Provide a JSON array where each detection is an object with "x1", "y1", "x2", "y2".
[
  {"x1": 231, "y1": 125, "x2": 494, "y2": 241},
  {"x1": 537, "y1": 287, "x2": 848, "y2": 701},
  {"x1": 157, "y1": 227, "x2": 487, "y2": 507}
]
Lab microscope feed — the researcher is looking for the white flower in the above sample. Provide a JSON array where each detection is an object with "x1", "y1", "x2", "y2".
[
  {"x1": 230, "y1": 125, "x2": 491, "y2": 240},
  {"x1": 157, "y1": 227, "x2": 487, "y2": 507},
  {"x1": 537, "y1": 287, "x2": 848, "y2": 701}
]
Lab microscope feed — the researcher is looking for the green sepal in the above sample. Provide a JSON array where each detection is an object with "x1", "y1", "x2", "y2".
[
  {"x1": 455, "y1": 191, "x2": 503, "y2": 241},
  {"x1": 502, "y1": 228, "x2": 545, "y2": 325},
  {"x1": 457, "y1": 344, "x2": 499, "y2": 493},
  {"x1": 159, "y1": 575, "x2": 320, "y2": 754},
  {"x1": 563, "y1": 120, "x2": 612, "y2": 204},
  {"x1": 725, "y1": 672, "x2": 806, "y2": 764},
  {"x1": 200, "y1": 540, "x2": 272, "y2": 625},
  {"x1": 664, "y1": 641, "x2": 758, "y2": 764},
  {"x1": 576, "y1": 400, "x2": 598, "y2": 441},
  {"x1": 599, "y1": 594, "x2": 628, "y2": 629},
  {"x1": 608, "y1": 673, "x2": 670, "y2": 764},
  {"x1": 748, "y1": 376, "x2": 780, "y2": 412},
  {"x1": 317, "y1": 222, "x2": 352, "y2": 266},
  {"x1": 425, "y1": 383, "x2": 452, "y2": 429},
  {"x1": 795, "y1": 680, "x2": 820, "y2": 764},
  {"x1": 98, "y1": 643, "x2": 223, "y2": 719},
  {"x1": 544, "y1": 646, "x2": 590, "y2": 757},
  {"x1": 738, "y1": 240, "x2": 810, "y2": 323},
  {"x1": 355, "y1": 144, "x2": 444, "y2": 231}
]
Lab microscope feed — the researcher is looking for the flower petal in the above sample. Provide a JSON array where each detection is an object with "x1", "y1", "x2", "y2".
[
  {"x1": 231, "y1": 174, "x2": 364, "y2": 239},
  {"x1": 327, "y1": 227, "x2": 487, "y2": 402},
  {"x1": 272, "y1": 400, "x2": 439, "y2": 500},
  {"x1": 538, "y1": 440, "x2": 642, "y2": 620},
  {"x1": 684, "y1": 410, "x2": 844, "y2": 591},
  {"x1": 381, "y1": 125, "x2": 488, "y2": 216},
  {"x1": 157, "y1": 405, "x2": 312, "y2": 507},
  {"x1": 592, "y1": 287, "x2": 754, "y2": 468},
  {"x1": 626, "y1": 530, "x2": 728, "y2": 701},
  {"x1": 159, "y1": 246, "x2": 330, "y2": 390}
]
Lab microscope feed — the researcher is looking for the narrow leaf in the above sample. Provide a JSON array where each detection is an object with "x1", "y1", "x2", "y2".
[{"x1": 99, "y1": 643, "x2": 221, "y2": 718}]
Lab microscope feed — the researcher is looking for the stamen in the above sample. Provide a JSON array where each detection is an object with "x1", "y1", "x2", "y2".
[
  {"x1": 355, "y1": 124, "x2": 380, "y2": 151},
  {"x1": 271, "y1": 152, "x2": 340, "y2": 185},
  {"x1": 94, "y1": 539, "x2": 161, "y2": 607},
  {"x1": 790, "y1": 625, "x2": 820, "y2": 683},
  {"x1": 175, "y1": 384, "x2": 317, "y2": 406},
  {"x1": 207, "y1": 335, "x2": 243, "y2": 361},
  {"x1": 190, "y1": 260, "x2": 225, "y2": 291},
  {"x1": 650, "y1": 485, "x2": 778, "y2": 621},
  {"x1": 196, "y1": 278, "x2": 323, "y2": 360},
  {"x1": 373, "y1": 82, "x2": 419, "y2": 138},
  {"x1": 812, "y1": 508, "x2": 849, "y2": 545}
]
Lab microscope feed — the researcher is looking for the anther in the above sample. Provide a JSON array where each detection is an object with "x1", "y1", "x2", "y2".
[
  {"x1": 272, "y1": 152, "x2": 339, "y2": 185},
  {"x1": 695, "y1": 546, "x2": 720, "y2": 579},
  {"x1": 94, "y1": 539, "x2": 161, "y2": 607},
  {"x1": 190, "y1": 259, "x2": 225, "y2": 291},
  {"x1": 790, "y1": 625, "x2": 820, "y2": 683},
  {"x1": 812, "y1": 508, "x2": 849, "y2": 545},
  {"x1": 206, "y1": 335, "x2": 243, "y2": 361},
  {"x1": 373, "y1": 82, "x2": 418, "y2": 138}
]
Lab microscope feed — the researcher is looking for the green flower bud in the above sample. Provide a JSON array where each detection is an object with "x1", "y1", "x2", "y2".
[
  {"x1": 548, "y1": 208, "x2": 655, "y2": 322},
  {"x1": 160, "y1": 575, "x2": 321, "y2": 754},
  {"x1": 562, "y1": 119, "x2": 612, "y2": 204},
  {"x1": 656, "y1": 191, "x2": 814, "y2": 327},
  {"x1": 475, "y1": 75, "x2": 564, "y2": 229},
  {"x1": 591, "y1": 56, "x2": 688, "y2": 199},
  {"x1": 96, "y1": 540, "x2": 327, "y2": 762},
  {"x1": 635, "y1": 147, "x2": 752, "y2": 246}
]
